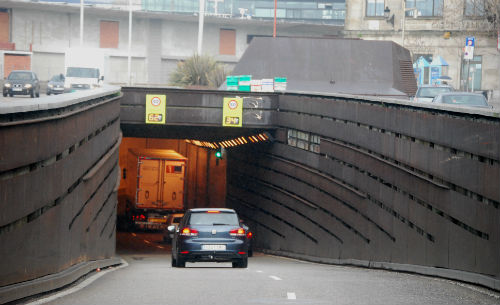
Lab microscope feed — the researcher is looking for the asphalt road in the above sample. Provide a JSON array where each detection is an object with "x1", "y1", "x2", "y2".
[
  {"x1": 1, "y1": 93, "x2": 50, "y2": 102},
  {"x1": 19, "y1": 231, "x2": 500, "y2": 305}
]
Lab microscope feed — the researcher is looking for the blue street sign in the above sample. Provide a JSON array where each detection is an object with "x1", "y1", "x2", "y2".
[{"x1": 466, "y1": 37, "x2": 475, "y2": 47}]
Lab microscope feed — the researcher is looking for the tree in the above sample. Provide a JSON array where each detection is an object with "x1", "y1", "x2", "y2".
[{"x1": 169, "y1": 54, "x2": 230, "y2": 89}]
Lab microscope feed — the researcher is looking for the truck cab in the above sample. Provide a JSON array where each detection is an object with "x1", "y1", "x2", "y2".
[{"x1": 64, "y1": 47, "x2": 106, "y2": 92}]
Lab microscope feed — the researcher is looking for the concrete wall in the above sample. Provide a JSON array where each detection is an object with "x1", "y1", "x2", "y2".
[
  {"x1": 227, "y1": 92, "x2": 500, "y2": 290},
  {"x1": 0, "y1": 88, "x2": 122, "y2": 302}
]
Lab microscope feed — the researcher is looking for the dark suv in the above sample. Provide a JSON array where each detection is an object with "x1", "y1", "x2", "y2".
[
  {"x1": 3, "y1": 70, "x2": 40, "y2": 98},
  {"x1": 169, "y1": 208, "x2": 249, "y2": 268}
]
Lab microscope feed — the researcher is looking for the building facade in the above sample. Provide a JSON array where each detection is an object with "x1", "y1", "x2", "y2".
[
  {"x1": 0, "y1": 0, "x2": 498, "y2": 104},
  {"x1": 0, "y1": 0, "x2": 342, "y2": 84},
  {"x1": 344, "y1": 0, "x2": 499, "y2": 101}
]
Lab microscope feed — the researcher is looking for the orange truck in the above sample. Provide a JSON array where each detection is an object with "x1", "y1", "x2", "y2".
[{"x1": 125, "y1": 149, "x2": 187, "y2": 230}]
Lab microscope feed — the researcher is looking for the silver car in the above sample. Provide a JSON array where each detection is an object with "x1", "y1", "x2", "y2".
[
  {"x1": 413, "y1": 85, "x2": 453, "y2": 103},
  {"x1": 432, "y1": 92, "x2": 492, "y2": 108}
]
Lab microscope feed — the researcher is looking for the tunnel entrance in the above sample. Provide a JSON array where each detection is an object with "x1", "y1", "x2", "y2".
[{"x1": 115, "y1": 133, "x2": 272, "y2": 254}]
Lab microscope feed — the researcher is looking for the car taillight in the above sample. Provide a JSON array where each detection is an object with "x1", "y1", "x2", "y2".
[
  {"x1": 230, "y1": 228, "x2": 246, "y2": 237},
  {"x1": 247, "y1": 232, "x2": 253, "y2": 239},
  {"x1": 133, "y1": 214, "x2": 146, "y2": 221},
  {"x1": 180, "y1": 227, "x2": 198, "y2": 236}
]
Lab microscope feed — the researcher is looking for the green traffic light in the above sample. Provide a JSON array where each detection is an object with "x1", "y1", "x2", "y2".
[{"x1": 215, "y1": 150, "x2": 222, "y2": 158}]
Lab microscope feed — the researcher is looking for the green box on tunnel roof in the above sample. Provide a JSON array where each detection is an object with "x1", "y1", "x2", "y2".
[
  {"x1": 226, "y1": 75, "x2": 238, "y2": 91},
  {"x1": 238, "y1": 75, "x2": 252, "y2": 91}
]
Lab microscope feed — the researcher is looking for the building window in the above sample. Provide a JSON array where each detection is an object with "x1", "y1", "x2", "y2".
[
  {"x1": 287, "y1": 129, "x2": 321, "y2": 153},
  {"x1": 405, "y1": 0, "x2": 443, "y2": 17},
  {"x1": 465, "y1": 0, "x2": 485, "y2": 16},
  {"x1": 0, "y1": 11, "x2": 9, "y2": 43},
  {"x1": 366, "y1": 0, "x2": 384, "y2": 17},
  {"x1": 461, "y1": 55, "x2": 482, "y2": 91},
  {"x1": 100, "y1": 21, "x2": 119, "y2": 48},
  {"x1": 219, "y1": 29, "x2": 236, "y2": 55}
]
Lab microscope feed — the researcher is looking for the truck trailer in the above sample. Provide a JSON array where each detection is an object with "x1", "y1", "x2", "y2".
[{"x1": 124, "y1": 149, "x2": 188, "y2": 230}]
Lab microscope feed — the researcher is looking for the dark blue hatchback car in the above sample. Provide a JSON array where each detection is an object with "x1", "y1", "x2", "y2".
[{"x1": 169, "y1": 208, "x2": 249, "y2": 268}]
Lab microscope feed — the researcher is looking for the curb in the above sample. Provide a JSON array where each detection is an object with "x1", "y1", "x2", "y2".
[
  {"x1": 261, "y1": 249, "x2": 500, "y2": 292},
  {"x1": 0, "y1": 257, "x2": 122, "y2": 304}
]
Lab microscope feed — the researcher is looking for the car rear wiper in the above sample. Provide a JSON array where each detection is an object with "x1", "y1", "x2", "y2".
[{"x1": 212, "y1": 223, "x2": 231, "y2": 225}]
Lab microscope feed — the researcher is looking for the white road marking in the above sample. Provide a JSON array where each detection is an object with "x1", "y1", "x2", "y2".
[
  {"x1": 269, "y1": 275, "x2": 282, "y2": 281},
  {"x1": 287, "y1": 292, "x2": 297, "y2": 300},
  {"x1": 256, "y1": 270, "x2": 263, "y2": 273},
  {"x1": 131, "y1": 233, "x2": 137, "y2": 237},
  {"x1": 143, "y1": 240, "x2": 150, "y2": 244},
  {"x1": 26, "y1": 260, "x2": 128, "y2": 305},
  {"x1": 157, "y1": 246, "x2": 164, "y2": 249}
]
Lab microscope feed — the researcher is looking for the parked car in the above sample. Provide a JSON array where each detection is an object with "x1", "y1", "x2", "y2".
[
  {"x1": 413, "y1": 84, "x2": 453, "y2": 103},
  {"x1": 169, "y1": 208, "x2": 249, "y2": 268},
  {"x1": 2, "y1": 70, "x2": 40, "y2": 98},
  {"x1": 162, "y1": 213, "x2": 185, "y2": 243},
  {"x1": 46, "y1": 74, "x2": 65, "y2": 95},
  {"x1": 432, "y1": 92, "x2": 492, "y2": 108}
]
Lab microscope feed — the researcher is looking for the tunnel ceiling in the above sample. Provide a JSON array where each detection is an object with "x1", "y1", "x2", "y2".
[{"x1": 121, "y1": 124, "x2": 272, "y2": 142}]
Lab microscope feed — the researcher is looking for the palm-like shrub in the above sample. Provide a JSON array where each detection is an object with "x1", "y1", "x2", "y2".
[{"x1": 169, "y1": 54, "x2": 229, "y2": 88}]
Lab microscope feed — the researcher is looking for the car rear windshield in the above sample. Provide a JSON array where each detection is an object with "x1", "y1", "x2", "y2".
[
  {"x1": 8, "y1": 72, "x2": 33, "y2": 80},
  {"x1": 417, "y1": 87, "x2": 452, "y2": 98},
  {"x1": 188, "y1": 212, "x2": 239, "y2": 226},
  {"x1": 441, "y1": 95, "x2": 488, "y2": 106}
]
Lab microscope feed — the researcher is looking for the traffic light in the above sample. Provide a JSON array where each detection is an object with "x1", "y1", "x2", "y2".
[{"x1": 215, "y1": 148, "x2": 222, "y2": 159}]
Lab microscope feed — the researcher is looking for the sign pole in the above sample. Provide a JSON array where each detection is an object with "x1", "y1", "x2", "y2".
[{"x1": 466, "y1": 59, "x2": 470, "y2": 92}]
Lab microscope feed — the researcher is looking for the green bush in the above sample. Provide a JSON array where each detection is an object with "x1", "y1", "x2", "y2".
[{"x1": 169, "y1": 54, "x2": 230, "y2": 88}]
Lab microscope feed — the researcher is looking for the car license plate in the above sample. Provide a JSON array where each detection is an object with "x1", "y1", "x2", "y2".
[
  {"x1": 149, "y1": 218, "x2": 166, "y2": 223},
  {"x1": 12, "y1": 88, "x2": 22, "y2": 91},
  {"x1": 202, "y1": 244, "x2": 226, "y2": 251}
]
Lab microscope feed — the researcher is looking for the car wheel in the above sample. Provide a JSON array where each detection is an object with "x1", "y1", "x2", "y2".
[
  {"x1": 36, "y1": 90, "x2": 40, "y2": 98},
  {"x1": 9, "y1": 93, "x2": 13, "y2": 97},
  {"x1": 47, "y1": 91, "x2": 51, "y2": 95},
  {"x1": 176, "y1": 257, "x2": 185, "y2": 268},
  {"x1": 248, "y1": 249, "x2": 253, "y2": 257},
  {"x1": 232, "y1": 257, "x2": 248, "y2": 268},
  {"x1": 171, "y1": 256, "x2": 177, "y2": 267},
  {"x1": 30, "y1": 90, "x2": 34, "y2": 98},
  {"x1": 2, "y1": 92, "x2": 6, "y2": 97}
]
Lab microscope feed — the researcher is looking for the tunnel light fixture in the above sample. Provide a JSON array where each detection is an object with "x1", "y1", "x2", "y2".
[{"x1": 185, "y1": 132, "x2": 273, "y2": 150}]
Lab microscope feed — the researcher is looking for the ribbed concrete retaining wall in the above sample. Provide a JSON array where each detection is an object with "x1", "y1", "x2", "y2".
[
  {"x1": 0, "y1": 88, "x2": 122, "y2": 303},
  {"x1": 228, "y1": 93, "x2": 500, "y2": 290}
]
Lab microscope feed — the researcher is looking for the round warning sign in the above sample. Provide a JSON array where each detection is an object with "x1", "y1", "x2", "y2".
[
  {"x1": 151, "y1": 96, "x2": 162, "y2": 106},
  {"x1": 227, "y1": 99, "x2": 239, "y2": 110}
]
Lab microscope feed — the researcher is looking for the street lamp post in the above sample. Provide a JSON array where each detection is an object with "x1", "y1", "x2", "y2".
[
  {"x1": 128, "y1": 0, "x2": 132, "y2": 85},
  {"x1": 273, "y1": 0, "x2": 277, "y2": 37},
  {"x1": 401, "y1": 1, "x2": 418, "y2": 47},
  {"x1": 197, "y1": 0, "x2": 205, "y2": 54},
  {"x1": 80, "y1": 0, "x2": 84, "y2": 46}
]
